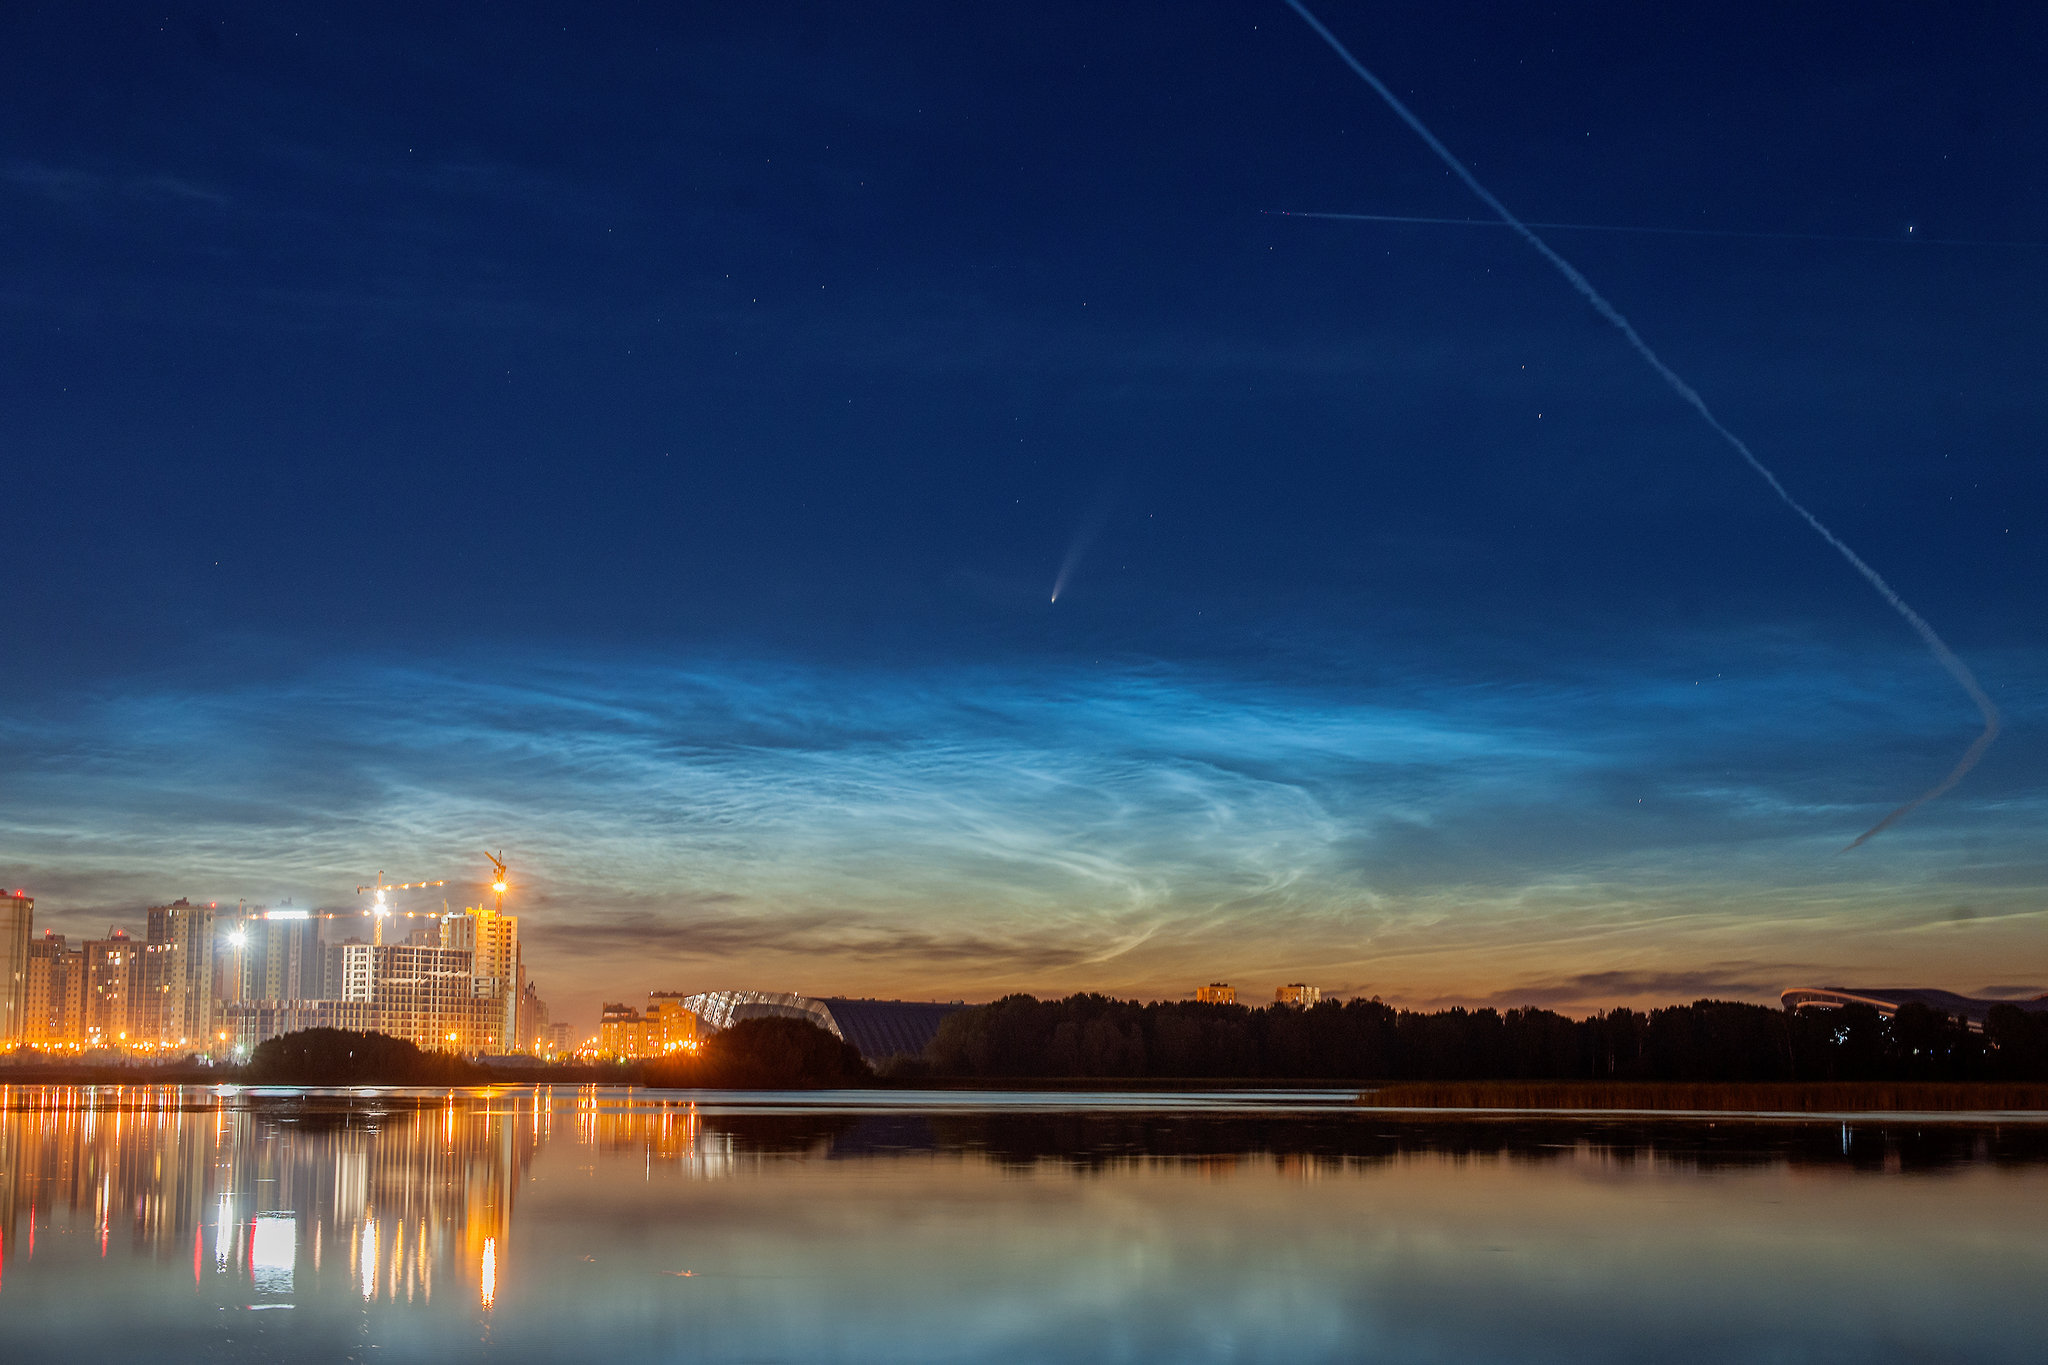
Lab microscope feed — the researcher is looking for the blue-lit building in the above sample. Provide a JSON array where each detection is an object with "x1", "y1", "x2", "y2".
[{"x1": 675, "y1": 990, "x2": 967, "y2": 1064}]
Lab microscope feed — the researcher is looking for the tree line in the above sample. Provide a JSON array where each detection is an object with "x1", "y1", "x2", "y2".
[
  {"x1": 232, "y1": 1018, "x2": 875, "y2": 1088},
  {"x1": 909, "y1": 994, "x2": 2048, "y2": 1082}
]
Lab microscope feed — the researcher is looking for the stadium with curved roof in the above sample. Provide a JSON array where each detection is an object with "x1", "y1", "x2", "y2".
[{"x1": 676, "y1": 991, "x2": 967, "y2": 1064}]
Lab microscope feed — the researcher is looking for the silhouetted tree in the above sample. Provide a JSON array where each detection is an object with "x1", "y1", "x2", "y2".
[
  {"x1": 645, "y1": 1016, "x2": 873, "y2": 1089},
  {"x1": 244, "y1": 1028, "x2": 483, "y2": 1085},
  {"x1": 917, "y1": 992, "x2": 2033, "y2": 1083},
  {"x1": 1986, "y1": 1005, "x2": 2048, "y2": 1080}
]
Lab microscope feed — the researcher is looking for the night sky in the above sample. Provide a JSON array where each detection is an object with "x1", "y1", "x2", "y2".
[{"x1": 6, "y1": 2, "x2": 2044, "y2": 1030}]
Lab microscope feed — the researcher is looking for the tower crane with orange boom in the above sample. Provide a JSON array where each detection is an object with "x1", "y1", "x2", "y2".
[{"x1": 486, "y1": 851, "x2": 509, "y2": 915}]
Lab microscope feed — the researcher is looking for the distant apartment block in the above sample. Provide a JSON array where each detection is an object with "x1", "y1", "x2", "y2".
[
  {"x1": 226, "y1": 909, "x2": 318, "y2": 1005},
  {"x1": 598, "y1": 997, "x2": 700, "y2": 1058},
  {"x1": 1196, "y1": 983, "x2": 1237, "y2": 1005},
  {"x1": 519, "y1": 980, "x2": 550, "y2": 1053},
  {"x1": 84, "y1": 931, "x2": 139, "y2": 1047},
  {"x1": 147, "y1": 899, "x2": 216, "y2": 1046},
  {"x1": 0, "y1": 891, "x2": 30, "y2": 1043},
  {"x1": 1275, "y1": 984, "x2": 1322, "y2": 1007},
  {"x1": 24, "y1": 931, "x2": 84, "y2": 1047}
]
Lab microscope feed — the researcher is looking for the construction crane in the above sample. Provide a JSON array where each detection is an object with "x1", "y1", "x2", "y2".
[
  {"x1": 355, "y1": 871, "x2": 449, "y2": 946},
  {"x1": 485, "y1": 851, "x2": 509, "y2": 915}
]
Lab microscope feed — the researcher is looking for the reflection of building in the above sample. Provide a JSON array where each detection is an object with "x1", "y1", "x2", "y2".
[
  {"x1": 0, "y1": 1089, "x2": 542, "y2": 1306},
  {"x1": 1196, "y1": 983, "x2": 1236, "y2": 1005},
  {"x1": 1275, "y1": 984, "x2": 1321, "y2": 1007},
  {"x1": 1781, "y1": 986, "x2": 2048, "y2": 1033},
  {"x1": 0, "y1": 891, "x2": 32, "y2": 1042},
  {"x1": 676, "y1": 991, "x2": 967, "y2": 1064}
]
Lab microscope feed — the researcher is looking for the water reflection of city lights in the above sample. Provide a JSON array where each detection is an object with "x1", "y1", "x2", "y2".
[
  {"x1": 0, "y1": 1088, "x2": 679, "y2": 1321},
  {"x1": 252, "y1": 1214, "x2": 295, "y2": 1295},
  {"x1": 216, "y1": 1195, "x2": 234, "y2": 1274}
]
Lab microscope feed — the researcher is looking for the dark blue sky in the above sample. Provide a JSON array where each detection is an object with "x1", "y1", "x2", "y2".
[{"x1": 5, "y1": 2, "x2": 2043, "y2": 1026}]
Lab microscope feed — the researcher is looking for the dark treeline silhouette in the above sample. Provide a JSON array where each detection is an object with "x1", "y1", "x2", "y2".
[
  {"x1": 643, "y1": 1016, "x2": 874, "y2": 1089},
  {"x1": 244, "y1": 1028, "x2": 485, "y2": 1085},
  {"x1": 913, "y1": 994, "x2": 2048, "y2": 1082}
]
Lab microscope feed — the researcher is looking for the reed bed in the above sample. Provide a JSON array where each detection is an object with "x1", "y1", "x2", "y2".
[{"x1": 1359, "y1": 1081, "x2": 2048, "y2": 1112}]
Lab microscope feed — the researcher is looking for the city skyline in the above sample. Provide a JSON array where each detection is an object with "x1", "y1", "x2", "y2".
[
  {"x1": 4, "y1": 4, "x2": 2044, "y2": 1032},
  {"x1": 1, "y1": 885, "x2": 548, "y2": 1057}
]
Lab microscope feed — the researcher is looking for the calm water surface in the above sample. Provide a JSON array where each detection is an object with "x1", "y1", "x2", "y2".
[{"x1": 2, "y1": 1085, "x2": 2045, "y2": 1363}]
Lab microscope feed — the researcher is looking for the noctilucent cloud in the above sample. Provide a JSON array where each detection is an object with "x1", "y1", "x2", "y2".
[{"x1": 4, "y1": 3, "x2": 2044, "y2": 1027}]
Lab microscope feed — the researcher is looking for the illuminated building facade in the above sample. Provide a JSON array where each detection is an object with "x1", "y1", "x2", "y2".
[
  {"x1": 596, "y1": 999, "x2": 699, "y2": 1058},
  {"x1": 0, "y1": 890, "x2": 29, "y2": 1042},
  {"x1": 646, "y1": 998, "x2": 698, "y2": 1052},
  {"x1": 443, "y1": 904, "x2": 522, "y2": 1052},
  {"x1": 598, "y1": 1002, "x2": 646, "y2": 1056},
  {"x1": 83, "y1": 931, "x2": 137, "y2": 1048},
  {"x1": 519, "y1": 980, "x2": 550, "y2": 1052},
  {"x1": 144, "y1": 898, "x2": 215, "y2": 1047},
  {"x1": 23, "y1": 931, "x2": 85, "y2": 1047},
  {"x1": 341, "y1": 943, "x2": 502, "y2": 1052},
  {"x1": 231, "y1": 909, "x2": 321, "y2": 1004},
  {"x1": 1196, "y1": 983, "x2": 1237, "y2": 1005},
  {"x1": 1275, "y1": 984, "x2": 1322, "y2": 1007}
]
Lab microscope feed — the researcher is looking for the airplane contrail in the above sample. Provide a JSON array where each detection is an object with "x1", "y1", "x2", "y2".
[
  {"x1": 1282, "y1": 0, "x2": 1999, "y2": 848},
  {"x1": 1265, "y1": 209, "x2": 2044, "y2": 251}
]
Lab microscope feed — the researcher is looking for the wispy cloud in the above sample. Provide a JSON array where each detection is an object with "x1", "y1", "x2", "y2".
[{"x1": 1, "y1": 645, "x2": 2041, "y2": 1022}]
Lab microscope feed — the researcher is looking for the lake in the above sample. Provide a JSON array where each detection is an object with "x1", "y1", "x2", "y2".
[{"x1": 2, "y1": 1085, "x2": 2044, "y2": 1362}]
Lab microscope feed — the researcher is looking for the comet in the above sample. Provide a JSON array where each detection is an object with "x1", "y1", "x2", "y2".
[
  {"x1": 1282, "y1": 0, "x2": 2000, "y2": 847},
  {"x1": 1050, "y1": 490, "x2": 1117, "y2": 604}
]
